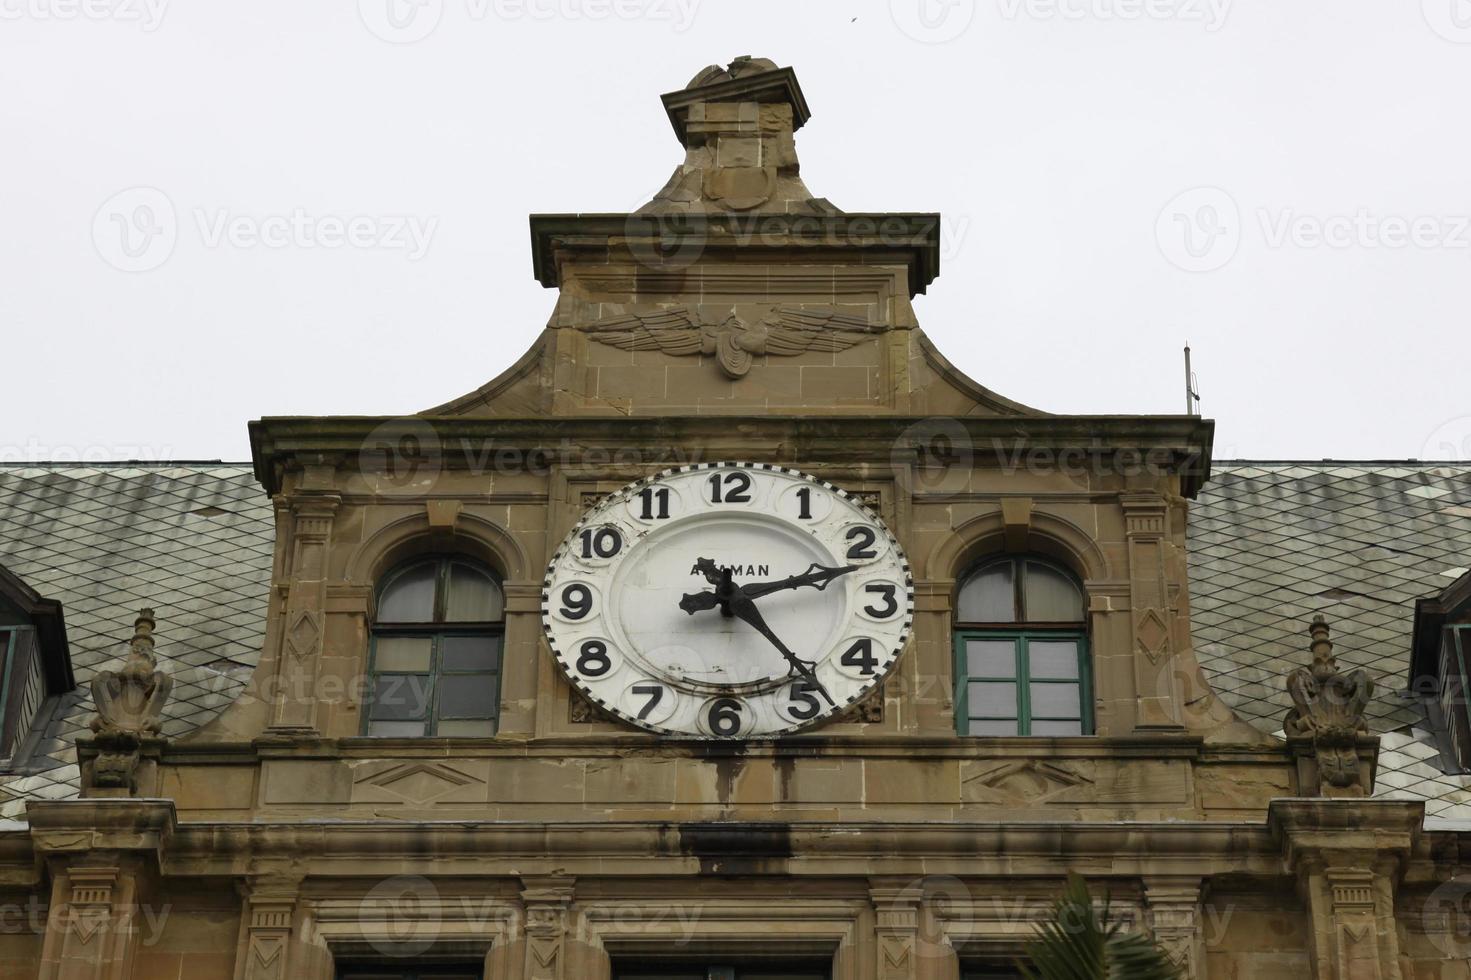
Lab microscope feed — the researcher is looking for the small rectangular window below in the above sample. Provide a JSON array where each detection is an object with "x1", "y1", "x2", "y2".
[
  {"x1": 613, "y1": 960, "x2": 830, "y2": 980},
  {"x1": 955, "y1": 631, "x2": 1092, "y2": 737},
  {"x1": 336, "y1": 966, "x2": 481, "y2": 980}
]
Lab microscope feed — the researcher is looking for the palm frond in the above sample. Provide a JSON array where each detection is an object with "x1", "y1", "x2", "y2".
[{"x1": 1019, "y1": 875, "x2": 1183, "y2": 980}]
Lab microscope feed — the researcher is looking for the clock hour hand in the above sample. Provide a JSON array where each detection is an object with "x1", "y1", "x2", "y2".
[
  {"x1": 726, "y1": 591, "x2": 836, "y2": 708},
  {"x1": 740, "y1": 563, "x2": 859, "y2": 601},
  {"x1": 679, "y1": 559, "x2": 737, "y2": 616}
]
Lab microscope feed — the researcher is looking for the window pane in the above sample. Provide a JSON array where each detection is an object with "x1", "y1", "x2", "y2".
[
  {"x1": 957, "y1": 562, "x2": 1013, "y2": 622},
  {"x1": 1022, "y1": 561, "x2": 1083, "y2": 621},
  {"x1": 374, "y1": 636, "x2": 433, "y2": 672},
  {"x1": 378, "y1": 562, "x2": 437, "y2": 622},
  {"x1": 965, "y1": 639, "x2": 1015, "y2": 678},
  {"x1": 1029, "y1": 682, "x2": 1081, "y2": 719},
  {"x1": 442, "y1": 634, "x2": 501, "y2": 672},
  {"x1": 966, "y1": 719, "x2": 1021, "y2": 736},
  {"x1": 1028, "y1": 640, "x2": 1081, "y2": 680},
  {"x1": 967, "y1": 681, "x2": 1016, "y2": 717},
  {"x1": 437, "y1": 719, "x2": 497, "y2": 737},
  {"x1": 446, "y1": 562, "x2": 503, "y2": 622},
  {"x1": 1030, "y1": 719, "x2": 1084, "y2": 736},
  {"x1": 369, "y1": 674, "x2": 432, "y2": 720},
  {"x1": 438, "y1": 674, "x2": 498, "y2": 719},
  {"x1": 366, "y1": 720, "x2": 425, "y2": 737}
]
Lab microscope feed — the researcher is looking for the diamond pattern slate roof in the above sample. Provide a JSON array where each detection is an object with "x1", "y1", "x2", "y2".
[
  {"x1": 0, "y1": 459, "x2": 1467, "y2": 822},
  {"x1": 1191, "y1": 461, "x2": 1471, "y2": 823},
  {"x1": 0, "y1": 463, "x2": 273, "y2": 818}
]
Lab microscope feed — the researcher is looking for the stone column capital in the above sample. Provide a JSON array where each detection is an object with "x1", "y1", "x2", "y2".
[
  {"x1": 520, "y1": 876, "x2": 576, "y2": 980},
  {"x1": 1269, "y1": 799, "x2": 1422, "y2": 979}
]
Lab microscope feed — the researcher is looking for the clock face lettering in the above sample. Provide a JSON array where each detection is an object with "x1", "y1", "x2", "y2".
[{"x1": 541, "y1": 462, "x2": 914, "y2": 737}]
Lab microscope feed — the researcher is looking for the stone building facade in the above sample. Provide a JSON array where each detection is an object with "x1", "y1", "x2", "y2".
[{"x1": 0, "y1": 58, "x2": 1467, "y2": 980}]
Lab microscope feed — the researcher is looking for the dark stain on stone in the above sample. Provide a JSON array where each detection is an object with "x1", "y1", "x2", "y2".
[
  {"x1": 686, "y1": 739, "x2": 751, "y2": 807},
  {"x1": 677, "y1": 821, "x2": 793, "y2": 876}
]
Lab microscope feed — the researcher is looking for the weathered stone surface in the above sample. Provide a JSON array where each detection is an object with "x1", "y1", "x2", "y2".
[{"x1": 1, "y1": 56, "x2": 1453, "y2": 980}]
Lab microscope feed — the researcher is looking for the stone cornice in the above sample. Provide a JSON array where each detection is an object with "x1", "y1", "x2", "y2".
[
  {"x1": 527, "y1": 212, "x2": 941, "y2": 295},
  {"x1": 0, "y1": 800, "x2": 1461, "y2": 892},
  {"x1": 164, "y1": 733, "x2": 1216, "y2": 764},
  {"x1": 1268, "y1": 797, "x2": 1424, "y2": 874},
  {"x1": 249, "y1": 415, "x2": 1215, "y2": 496},
  {"x1": 26, "y1": 799, "x2": 177, "y2": 865}
]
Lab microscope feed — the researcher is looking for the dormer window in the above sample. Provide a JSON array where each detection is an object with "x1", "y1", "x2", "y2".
[
  {"x1": 365, "y1": 557, "x2": 505, "y2": 737},
  {"x1": 953, "y1": 555, "x2": 1092, "y2": 737},
  {"x1": 0, "y1": 564, "x2": 75, "y2": 768},
  {"x1": 1411, "y1": 570, "x2": 1471, "y2": 771}
]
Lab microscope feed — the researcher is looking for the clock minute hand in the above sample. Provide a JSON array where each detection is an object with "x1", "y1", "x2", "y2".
[
  {"x1": 726, "y1": 591, "x2": 836, "y2": 708},
  {"x1": 740, "y1": 563, "x2": 859, "y2": 601}
]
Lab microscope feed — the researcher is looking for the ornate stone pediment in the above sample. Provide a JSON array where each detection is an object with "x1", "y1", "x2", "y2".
[{"x1": 578, "y1": 304, "x2": 885, "y2": 379}]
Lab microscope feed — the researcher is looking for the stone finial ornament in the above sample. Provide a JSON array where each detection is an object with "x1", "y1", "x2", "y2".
[
  {"x1": 644, "y1": 56, "x2": 827, "y2": 215},
  {"x1": 86, "y1": 608, "x2": 172, "y2": 792},
  {"x1": 1284, "y1": 615, "x2": 1373, "y2": 793}
]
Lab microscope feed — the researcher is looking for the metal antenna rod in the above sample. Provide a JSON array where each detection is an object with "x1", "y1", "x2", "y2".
[{"x1": 1184, "y1": 343, "x2": 1201, "y2": 416}]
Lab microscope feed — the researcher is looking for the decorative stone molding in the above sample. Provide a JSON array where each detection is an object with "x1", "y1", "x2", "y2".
[
  {"x1": 29, "y1": 800, "x2": 177, "y2": 980},
  {"x1": 82, "y1": 609, "x2": 171, "y2": 796},
  {"x1": 1121, "y1": 492, "x2": 1183, "y2": 730},
  {"x1": 1285, "y1": 615, "x2": 1376, "y2": 796},
  {"x1": 235, "y1": 876, "x2": 302, "y2": 980},
  {"x1": 644, "y1": 56, "x2": 824, "y2": 216},
  {"x1": 568, "y1": 687, "x2": 610, "y2": 724},
  {"x1": 1000, "y1": 496, "x2": 1034, "y2": 551},
  {"x1": 1270, "y1": 798, "x2": 1420, "y2": 980},
  {"x1": 869, "y1": 881, "x2": 921, "y2": 980},
  {"x1": 1143, "y1": 877, "x2": 1204, "y2": 979},
  {"x1": 839, "y1": 682, "x2": 884, "y2": 724},
  {"x1": 521, "y1": 876, "x2": 575, "y2": 980},
  {"x1": 578, "y1": 305, "x2": 885, "y2": 379},
  {"x1": 37, "y1": 861, "x2": 141, "y2": 980},
  {"x1": 267, "y1": 488, "x2": 341, "y2": 734}
]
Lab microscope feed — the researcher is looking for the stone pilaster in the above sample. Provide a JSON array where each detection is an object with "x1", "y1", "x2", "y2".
[
  {"x1": 29, "y1": 799, "x2": 175, "y2": 980},
  {"x1": 869, "y1": 880, "x2": 920, "y2": 980},
  {"x1": 1122, "y1": 492, "x2": 1184, "y2": 730},
  {"x1": 234, "y1": 877, "x2": 302, "y2": 980},
  {"x1": 38, "y1": 860, "x2": 142, "y2": 980},
  {"x1": 1143, "y1": 876, "x2": 1204, "y2": 979},
  {"x1": 267, "y1": 468, "x2": 341, "y2": 734},
  {"x1": 521, "y1": 876, "x2": 575, "y2": 980},
  {"x1": 1271, "y1": 798, "x2": 1421, "y2": 980}
]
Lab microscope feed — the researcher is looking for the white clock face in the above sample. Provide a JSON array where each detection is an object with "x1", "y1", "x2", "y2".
[{"x1": 541, "y1": 462, "x2": 913, "y2": 738}]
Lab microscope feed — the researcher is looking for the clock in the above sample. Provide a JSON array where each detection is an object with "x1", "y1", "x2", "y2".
[{"x1": 541, "y1": 462, "x2": 913, "y2": 738}]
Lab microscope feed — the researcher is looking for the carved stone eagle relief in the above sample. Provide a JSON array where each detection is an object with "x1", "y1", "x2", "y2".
[{"x1": 578, "y1": 305, "x2": 885, "y2": 379}]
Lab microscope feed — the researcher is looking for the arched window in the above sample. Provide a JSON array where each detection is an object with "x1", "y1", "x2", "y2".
[
  {"x1": 365, "y1": 557, "x2": 504, "y2": 737},
  {"x1": 953, "y1": 555, "x2": 1091, "y2": 736}
]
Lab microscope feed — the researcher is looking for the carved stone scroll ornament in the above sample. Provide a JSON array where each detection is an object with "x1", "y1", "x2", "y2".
[
  {"x1": 88, "y1": 608, "x2": 172, "y2": 792},
  {"x1": 1283, "y1": 616, "x2": 1373, "y2": 793},
  {"x1": 579, "y1": 305, "x2": 885, "y2": 379}
]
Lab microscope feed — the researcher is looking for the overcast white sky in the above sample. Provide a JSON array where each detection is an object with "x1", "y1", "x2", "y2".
[{"x1": 2, "y1": 0, "x2": 1469, "y2": 463}]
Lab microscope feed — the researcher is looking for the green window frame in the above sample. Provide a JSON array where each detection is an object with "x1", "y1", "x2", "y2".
[
  {"x1": 0, "y1": 628, "x2": 16, "y2": 749},
  {"x1": 1440, "y1": 624, "x2": 1471, "y2": 768},
  {"x1": 365, "y1": 557, "x2": 504, "y2": 738},
  {"x1": 954, "y1": 630, "x2": 1092, "y2": 736},
  {"x1": 953, "y1": 555, "x2": 1092, "y2": 737}
]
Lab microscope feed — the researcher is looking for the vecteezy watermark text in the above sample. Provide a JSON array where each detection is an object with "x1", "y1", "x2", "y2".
[
  {"x1": 194, "y1": 208, "x2": 437, "y2": 260},
  {"x1": 996, "y1": 0, "x2": 1231, "y2": 30},
  {"x1": 358, "y1": 0, "x2": 699, "y2": 43},
  {"x1": 0, "y1": 0, "x2": 167, "y2": 30},
  {"x1": 1157, "y1": 186, "x2": 1471, "y2": 272},
  {"x1": 92, "y1": 187, "x2": 437, "y2": 272}
]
